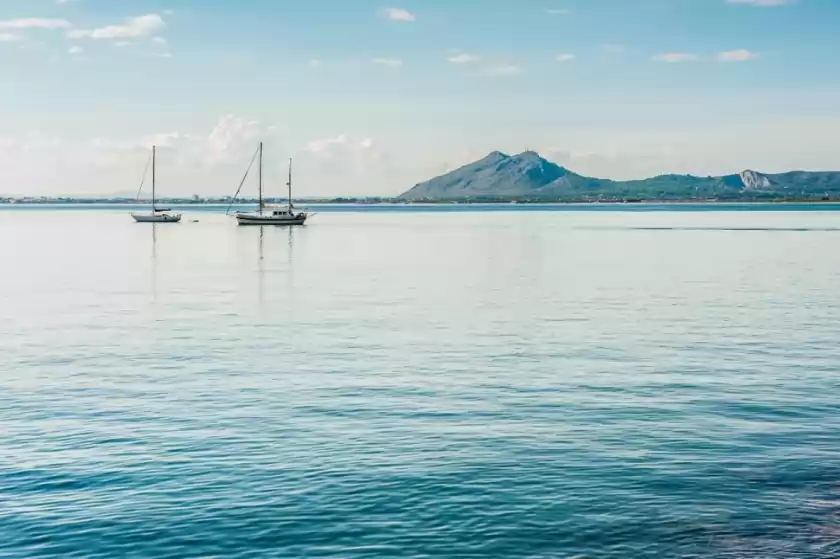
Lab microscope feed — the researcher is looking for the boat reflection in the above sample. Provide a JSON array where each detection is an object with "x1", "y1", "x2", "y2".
[
  {"x1": 150, "y1": 223, "x2": 158, "y2": 304},
  {"x1": 257, "y1": 225, "x2": 265, "y2": 306}
]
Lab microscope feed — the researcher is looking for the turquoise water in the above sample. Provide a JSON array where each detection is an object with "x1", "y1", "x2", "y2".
[{"x1": 2, "y1": 207, "x2": 840, "y2": 558}]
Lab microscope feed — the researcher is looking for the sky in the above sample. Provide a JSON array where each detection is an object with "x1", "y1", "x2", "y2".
[{"x1": 1, "y1": 0, "x2": 840, "y2": 197}]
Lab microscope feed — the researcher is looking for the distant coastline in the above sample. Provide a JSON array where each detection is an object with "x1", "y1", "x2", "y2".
[
  {"x1": 7, "y1": 150, "x2": 840, "y2": 206},
  {"x1": 4, "y1": 196, "x2": 840, "y2": 205}
]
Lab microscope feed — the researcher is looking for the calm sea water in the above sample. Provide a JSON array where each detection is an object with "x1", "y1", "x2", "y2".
[{"x1": 2, "y1": 206, "x2": 840, "y2": 558}]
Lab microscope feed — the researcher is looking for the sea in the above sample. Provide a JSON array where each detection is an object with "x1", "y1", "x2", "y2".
[{"x1": 1, "y1": 203, "x2": 840, "y2": 558}]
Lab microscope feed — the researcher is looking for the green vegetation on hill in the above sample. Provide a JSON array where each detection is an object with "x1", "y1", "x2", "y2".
[{"x1": 399, "y1": 151, "x2": 840, "y2": 202}]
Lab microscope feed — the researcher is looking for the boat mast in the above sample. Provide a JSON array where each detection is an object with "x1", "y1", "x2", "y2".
[
  {"x1": 258, "y1": 142, "x2": 264, "y2": 212},
  {"x1": 287, "y1": 158, "x2": 293, "y2": 210},
  {"x1": 152, "y1": 145, "x2": 156, "y2": 210}
]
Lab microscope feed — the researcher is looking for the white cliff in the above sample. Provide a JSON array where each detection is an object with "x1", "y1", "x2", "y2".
[{"x1": 740, "y1": 170, "x2": 772, "y2": 190}]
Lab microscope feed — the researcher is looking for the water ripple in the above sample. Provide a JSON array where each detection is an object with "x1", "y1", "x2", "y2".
[{"x1": 2, "y1": 210, "x2": 840, "y2": 557}]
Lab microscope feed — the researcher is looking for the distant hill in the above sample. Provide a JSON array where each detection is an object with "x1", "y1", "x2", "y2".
[{"x1": 399, "y1": 151, "x2": 840, "y2": 201}]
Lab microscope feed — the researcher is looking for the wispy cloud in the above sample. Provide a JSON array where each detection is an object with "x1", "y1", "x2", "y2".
[
  {"x1": 381, "y1": 8, "x2": 416, "y2": 22},
  {"x1": 68, "y1": 45, "x2": 83, "y2": 55},
  {"x1": 0, "y1": 32, "x2": 22, "y2": 42},
  {"x1": 718, "y1": 49, "x2": 759, "y2": 61},
  {"x1": 371, "y1": 57, "x2": 403, "y2": 67},
  {"x1": 483, "y1": 64, "x2": 523, "y2": 77},
  {"x1": 68, "y1": 14, "x2": 165, "y2": 39},
  {"x1": 546, "y1": 9, "x2": 570, "y2": 15},
  {"x1": 203, "y1": 115, "x2": 268, "y2": 164},
  {"x1": 309, "y1": 59, "x2": 322, "y2": 67},
  {"x1": 305, "y1": 134, "x2": 386, "y2": 179},
  {"x1": 448, "y1": 53, "x2": 480, "y2": 64},
  {"x1": 653, "y1": 52, "x2": 699, "y2": 63},
  {"x1": 555, "y1": 53, "x2": 576, "y2": 62},
  {"x1": 0, "y1": 18, "x2": 71, "y2": 30},
  {"x1": 726, "y1": 0, "x2": 794, "y2": 6},
  {"x1": 308, "y1": 134, "x2": 374, "y2": 154}
]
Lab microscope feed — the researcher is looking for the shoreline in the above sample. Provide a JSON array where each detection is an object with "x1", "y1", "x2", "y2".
[{"x1": 5, "y1": 199, "x2": 840, "y2": 206}]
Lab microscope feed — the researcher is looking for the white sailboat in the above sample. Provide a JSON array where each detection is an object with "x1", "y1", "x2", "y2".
[
  {"x1": 131, "y1": 145, "x2": 182, "y2": 223},
  {"x1": 234, "y1": 142, "x2": 309, "y2": 226}
]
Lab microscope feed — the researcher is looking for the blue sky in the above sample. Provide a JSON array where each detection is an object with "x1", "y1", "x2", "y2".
[{"x1": 1, "y1": 0, "x2": 839, "y2": 196}]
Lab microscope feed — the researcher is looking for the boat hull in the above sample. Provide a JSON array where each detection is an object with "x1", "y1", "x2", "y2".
[
  {"x1": 132, "y1": 213, "x2": 182, "y2": 223},
  {"x1": 236, "y1": 214, "x2": 307, "y2": 226}
]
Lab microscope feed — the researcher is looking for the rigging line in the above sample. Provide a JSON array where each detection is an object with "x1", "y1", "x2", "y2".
[
  {"x1": 135, "y1": 154, "x2": 152, "y2": 201},
  {"x1": 225, "y1": 145, "x2": 261, "y2": 215}
]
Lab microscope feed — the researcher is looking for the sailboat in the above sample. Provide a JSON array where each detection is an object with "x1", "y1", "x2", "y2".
[
  {"x1": 234, "y1": 142, "x2": 309, "y2": 226},
  {"x1": 131, "y1": 145, "x2": 182, "y2": 223}
]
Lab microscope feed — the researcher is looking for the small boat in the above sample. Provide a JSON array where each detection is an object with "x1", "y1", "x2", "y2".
[
  {"x1": 232, "y1": 142, "x2": 310, "y2": 226},
  {"x1": 133, "y1": 211, "x2": 181, "y2": 223},
  {"x1": 131, "y1": 145, "x2": 182, "y2": 223},
  {"x1": 236, "y1": 207, "x2": 307, "y2": 226}
]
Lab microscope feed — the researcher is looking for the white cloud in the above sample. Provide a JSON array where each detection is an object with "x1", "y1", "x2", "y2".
[
  {"x1": 5, "y1": 115, "x2": 840, "y2": 198},
  {"x1": 68, "y1": 45, "x2": 83, "y2": 55},
  {"x1": 484, "y1": 64, "x2": 523, "y2": 77},
  {"x1": 309, "y1": 59, "x2": 322, "y2": 66},
  {"x1": 381, "y1": 8, "x2": 416, "y2": 22},
  {"x1": 142, "y1": 131, "x2": 190, "y2": 149},
  {"x1": 151, "y1": 36, "x2": 166, "y2": 45},
  {"x1": 546, "y1": 9, "x2": 570, "y2": 15},
  {"x1": 305, "y1": 134, "x2": 388, "y2": 183},
  {"x1": 206, "y1": 115, "x2": 265, "y2": 164},
  {"x1": 0, "y1": 18, "x2": 68, "y2": 46},
  {"x1": 726, "y1": 0, "x2": 793, "y2": 6},
  {"x1": 114, "y1": 41, "x2": 131, "y2": 47},
  {"x1": 306, "y1": 134, "x2": 378, "y2": 159},
  {"x1": 0, "y1": 116, "x2": 296, "y2": 197},
  {"x1": 372, "y1": 57, "x2": 403, "y2": 67},
  {"x1": 68, "y1": 14, "x2": 165, "y2": 39},
  {"x1": 0, "y1": 18, "x2": 71, "y2": 30},
  {"x1": 718, "y1": 49, "x2": 759, "y2": 62},
  {"x1": 307, "y1": 134, "x2": 350, "y2": 153},
  {"x1": 555, "y1": 53, "x2": 576, "y2": 62},
  {"x1": 138, "y1": 117, "x2": 272, "y2": 168},
  {"x1": 653, "y1": 52, "x2": 699, "y2": 63},
  {"x1": 448, "y1": 53, "x2": 480, "y2": 64}
]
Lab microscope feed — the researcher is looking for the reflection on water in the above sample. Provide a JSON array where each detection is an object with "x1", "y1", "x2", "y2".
[
  {"x1": 150, "y1": 223, "x2": 158, "y2": 304},
  {"x1": 252, "y1": 225, "x2": 298, "y2": 311},
  {"x1": 151, "y1": 222, "x2": 158, "y2": 259},
  {"x1": 258, "y1": 225, "x2": 265, "y2": 262},
  {"x1": 258, "y1": 226, "x2": 265, "y2": 307}
]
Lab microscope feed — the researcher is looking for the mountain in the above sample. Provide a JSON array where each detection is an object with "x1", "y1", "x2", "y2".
[{"x1": 399, "y1": 151, "x2": 840, "y2": 201}]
